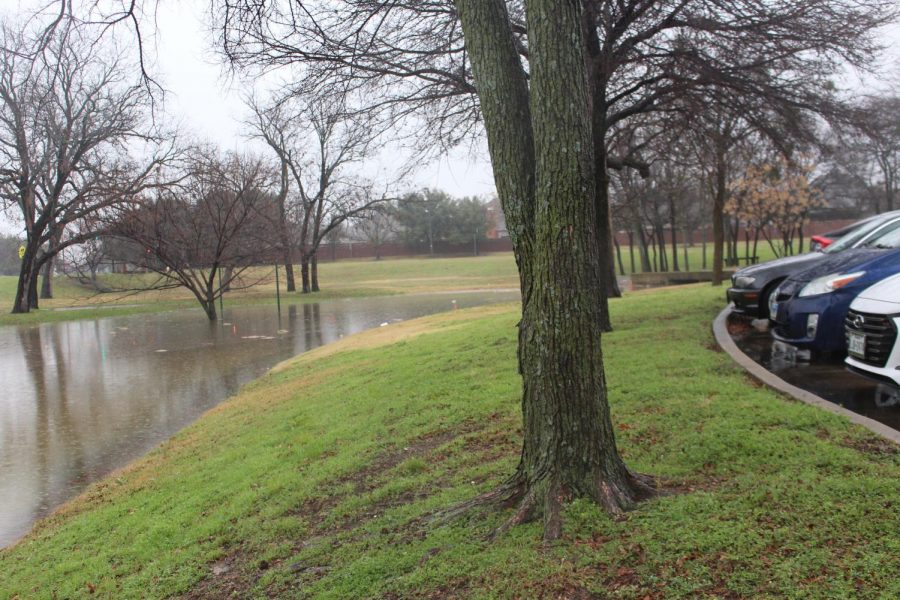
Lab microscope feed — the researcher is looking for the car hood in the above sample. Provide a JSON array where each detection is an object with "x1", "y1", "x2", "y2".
[
  {"x1": 734, "y1": 252, "x2": 823, "y2": 279},
  {"x1": 855, "y1": 271, "x2": 900, "y2": 305},
  {"x1": 782, "y1": 248, "x2": 890, "y2": 284}
]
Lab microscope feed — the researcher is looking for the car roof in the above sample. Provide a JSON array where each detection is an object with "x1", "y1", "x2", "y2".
[{"x1": 824, "y1": 211, "x2": 900, "y2": 238}]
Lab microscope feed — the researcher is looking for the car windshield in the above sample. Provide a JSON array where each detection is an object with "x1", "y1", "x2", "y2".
[
  {"x1": 860, "y1": 221, "x2": 900, "y2": 249},
  {"x1": 824, "y1": 216, "x2": 900, "y2": 253}
]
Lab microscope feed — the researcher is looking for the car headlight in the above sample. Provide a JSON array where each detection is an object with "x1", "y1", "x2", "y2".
[
  {"x1": 798, "y1": 271, "x2": 866, "y2": 297},
  {"x1": 733, "y1": 275, "x2": 756, "y2": 288}
]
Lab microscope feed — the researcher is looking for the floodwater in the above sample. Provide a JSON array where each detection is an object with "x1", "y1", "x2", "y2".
[
  {"x1": 0, "y1": 291, "x2": 519, "y2": 548},
  {"x1": 728, "y1": 316, "x2": 900, "y2": 432}
]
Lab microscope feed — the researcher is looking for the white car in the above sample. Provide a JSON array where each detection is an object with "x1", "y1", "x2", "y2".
[{"x1": 844, "y1": 272, "x2": 900, "y2": 385}]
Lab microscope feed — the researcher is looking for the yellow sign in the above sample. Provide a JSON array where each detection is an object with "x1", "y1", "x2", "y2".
[{"x1": 18, "y1": 245, "x2": 25, "y2": 259}]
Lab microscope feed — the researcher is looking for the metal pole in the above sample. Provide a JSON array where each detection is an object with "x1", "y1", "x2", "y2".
[
  {"x1": 218, "y1": 268, "x2": 224, "y2": 321},
  {"x1": 275, "y1": 263, "x2": 281, "y2": 313}
]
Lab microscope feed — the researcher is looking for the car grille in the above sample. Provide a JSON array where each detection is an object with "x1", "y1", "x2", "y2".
[{"x1": 844, "y1": 310, "x2": 897, "y2": 367}]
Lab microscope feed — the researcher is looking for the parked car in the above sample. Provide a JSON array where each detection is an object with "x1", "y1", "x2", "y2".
[
  {"x1": 770, "y1": 221, "x2": 900, "y2": 353},
  {"x1": 809, "y1": 214, "x2": 885, "y2": 251},
  {"x1": 844, "y1": 272, "x2": 900, "y2": 386},
  {"x1": 728, "y1": 211, "x2": 900, "y2": 319}
]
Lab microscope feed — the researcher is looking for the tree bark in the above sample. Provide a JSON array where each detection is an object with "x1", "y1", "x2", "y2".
[
  {"x1": 614, "y1": 237, "x2": 625, "y2": 276},
  {"x1": 712, "y1": 142, "x2": 727, "y2": 286},
  {"x1": 585, "y1": 12, "x2": 618, "y2": 330},
  {"x1": 40, "y1": 258, "x2": 53, "y2": 300},
  {"x1": 454, "y1": 0, "x2": 653, "y2": 541},
  {"x1": 311, "y1": 254, "x2": 320, "y2": 292},
  {"x1": 627, "y1": 231, "x2": 636, "y2": 274},
  {"x1": 300, "y1": 256, "x2": 310, "y2": 293},
  {"x1": 283, "y1": 256, "x2": 296, "y2": 292},
  {"x1": 636, "y1": 225, "x2": 651, "y2": 272},
  {"x1": 12, "y1": 240, "x2": 41, "y2": 313},
  {"x1": 669, "y1": 196, "x2": 679, "y2": 272}
]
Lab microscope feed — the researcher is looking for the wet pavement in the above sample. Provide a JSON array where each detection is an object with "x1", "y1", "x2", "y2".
[
  {"x1": 728, "y1": 314, "x2": 900, "y2": 432},
  {"x1": 0, "y1": 291, "x2": 519, "y2": 548}
]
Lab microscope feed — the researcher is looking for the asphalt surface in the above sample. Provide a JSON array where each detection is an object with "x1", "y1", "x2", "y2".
[{"x1": 728, "y1": 315, "x2": 900, "y2": 433}]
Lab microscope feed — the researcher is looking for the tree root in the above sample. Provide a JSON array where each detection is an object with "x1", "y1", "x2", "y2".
[
  {"x1": 434, "y1": 469, "x2": 663, "y2": 541},
  {"x1": 430, "y1": 477, "x2": 528, "y2": 527}
]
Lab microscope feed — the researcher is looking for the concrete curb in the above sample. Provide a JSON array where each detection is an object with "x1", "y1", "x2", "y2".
[{"x1": 713, "y1": 306, "x2": 900, "y2": 444}]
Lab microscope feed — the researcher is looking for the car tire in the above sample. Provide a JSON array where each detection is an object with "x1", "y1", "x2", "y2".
[{"x1": 759, "y1": 280, "x2": 782, "y2": 321}]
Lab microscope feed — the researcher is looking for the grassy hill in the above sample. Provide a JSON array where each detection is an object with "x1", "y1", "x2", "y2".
[{"x1": 1, "y1": 284, "x2": 898, "y2": 598}]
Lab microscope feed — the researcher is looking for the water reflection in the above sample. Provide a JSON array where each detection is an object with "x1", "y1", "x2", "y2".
[
  {"x1": 728, "y1": 315, "x2": 900, "y2": 432},
  {"x1": 0, "y1": 291, "x2": 518, "y2": 547}
]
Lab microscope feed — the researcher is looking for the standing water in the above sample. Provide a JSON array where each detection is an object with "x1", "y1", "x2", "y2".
[{"x1": 0, "y1": 291, "x2": 518, "y2": 547}]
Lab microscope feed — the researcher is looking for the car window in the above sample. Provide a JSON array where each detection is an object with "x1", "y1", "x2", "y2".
[
  {"x1": 862, "y1": 221, "x2": 900, "y2": 249},
  {"x1": 826, "y1": 216, "x2": 900, "y2": 253}
]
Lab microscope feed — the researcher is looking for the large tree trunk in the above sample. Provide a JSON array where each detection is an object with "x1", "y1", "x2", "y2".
[
  {"x1": 519, "y1": 0, "x2": 650, "y2": 537},
  {"x1": 455, "y1": 0, "x2": 653, "y2": 541}
]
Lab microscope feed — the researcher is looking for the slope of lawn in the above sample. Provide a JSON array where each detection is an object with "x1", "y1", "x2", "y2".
[{"x1": 1, "y1": 284, "x2": 898, "y2": 599}]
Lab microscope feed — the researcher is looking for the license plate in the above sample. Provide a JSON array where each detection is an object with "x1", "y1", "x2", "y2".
[{"x1": 848, "y1": 331, "x2": 866, "y2": 358}]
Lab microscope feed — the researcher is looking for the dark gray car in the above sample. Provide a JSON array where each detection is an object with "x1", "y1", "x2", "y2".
[{"x1": 727, "y1": 211, "x2": 900, "y2": 319}]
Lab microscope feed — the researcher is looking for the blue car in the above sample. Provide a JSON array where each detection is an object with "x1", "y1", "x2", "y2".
[{"x1": 771, "y1": 223, "x2": 900, "y2": 354}]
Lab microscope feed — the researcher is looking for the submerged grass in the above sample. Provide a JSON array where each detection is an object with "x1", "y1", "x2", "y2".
[{"x1": 1, "y1": 285, "x2": 898, "y2": 599}]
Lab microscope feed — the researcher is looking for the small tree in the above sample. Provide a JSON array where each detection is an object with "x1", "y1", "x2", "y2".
[
  {"x1": 728, "y1": 158, "x2": 824, "y2": 258},
  {"x1": 245, "y1": 92, "x2": 388, "y2": 292},
  {"x1": 352, "y1": 206, "x2": 397, "y2": 260},
  {"x1": 110, "y1": 151, "x2": 274, "y2": 321}
]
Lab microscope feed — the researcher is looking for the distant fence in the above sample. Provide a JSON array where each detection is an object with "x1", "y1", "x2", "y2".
[
  {"x1": 316, "y1": 238, "x2": 515, "y2": 261},
  {"x1": 74, "y1": 217, "x2": 863, "y2": 273},
  {"x1": 612, "y1": 218, "x2": 857, "y2": 246}
]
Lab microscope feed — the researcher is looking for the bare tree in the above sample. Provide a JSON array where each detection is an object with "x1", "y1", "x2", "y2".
[
  {"x1": 843, "y1": 94, "x2": 900, "y2": 213},
  {"x1": 0, "y1": 15, "x2": 175, "y2": 314},
  {"x1": 245, "y1": 91, "x2": 390, "y2": 292},
  {"x1": 109, "y1": 150, "x2": 275, "y2": 321},
  {"x1": 213, "y1": 0, "x2": 898, "y2": 539},
  {"x1": 216, "y1": 0, "x2": 894, "y2": 309},
  {"x1": 351, "y1": 205, "x2": 397, "y2": 260}
]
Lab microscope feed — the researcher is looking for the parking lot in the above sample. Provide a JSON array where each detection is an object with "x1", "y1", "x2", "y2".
[{"x1": 728, "y1": 314, "x2": 900, "y2": 432}]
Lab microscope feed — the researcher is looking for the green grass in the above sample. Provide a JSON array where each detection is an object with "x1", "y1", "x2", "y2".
[
  {"x1": 2, "y1": 284, "x2": 897, "y2": 599},
  {"x1": 0, "y1": 254, "x2": 521, "y2": 326},
  {"x1": 0, "y1": 238, "x2": 789, "y2": 326},
  {"x1": 0, "y1": 244, "x2": 778, "y2": 326},
  {"x1": 616, "y1": 241, "x2": 781, "y2": 273}
]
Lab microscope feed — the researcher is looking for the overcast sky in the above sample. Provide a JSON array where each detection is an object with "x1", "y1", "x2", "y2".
[
  {"x1": 149, "y1": 1, "x2": 496, "y2": 197},
  {"x1": 2, "y1": 0, "x2": 899, "y2": 238}
]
